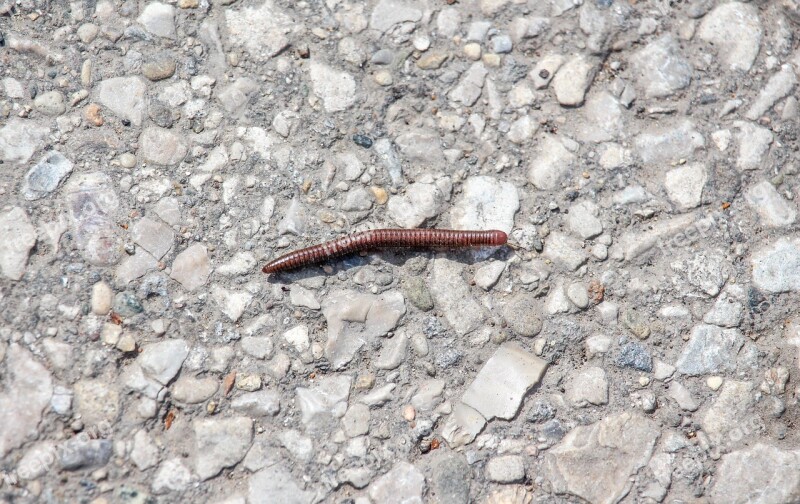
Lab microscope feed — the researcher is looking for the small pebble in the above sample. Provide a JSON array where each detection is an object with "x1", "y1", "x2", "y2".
[
  {"x1": 707, "y1": 376, "x2": 724, "y2": 391},
  {"x1": 352, "y1": 134, "x2": 373, "y2": 148},
  {"x1": 84, "y1": 103, "x2": 104, "y2": 126},
  {"x1": 118, "y1": 153, "x2": 137, "y2": 168},
  {"x1": 91, "y1": 281, "x2": 113, "y2": 315},
  {"x1": 374, "y1": 70, "x2": 393, "y2": 86},
  {"x1": 403, "y1": 405, "x2": 416, "y2": 421},
  {"x1": 116, "y1": 334, "x2": 136, "y2": 352},
  {"x1": 464, "y1": 43, "x2": 482, "y2": 60}
]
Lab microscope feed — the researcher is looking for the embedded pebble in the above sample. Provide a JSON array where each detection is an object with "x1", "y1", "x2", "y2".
[
  {"x1": 566, "y1": 366, "x2": 608, "y2": 407},
  {"x1": 745, "y1": 181, "x2": 797, "y2": 227},
  {"x1": 664, "y1": 163, "x2": 707, "y2": 210},
  {"x1": 551, "y1": 55, "x2": 597, "y2": 106},
  {"x1": 0, "y1": 207, "x2": 37, "y2": 280},
  {"x1": 697, "y1": 2, "x2": 762, "y2": 72},
  {"x1": 193, "y1": 417, "x2": 253, "y2": 480},
  {"x1": 461, "y1": 342, "x2": 548, "y2": 420},
  {"x1": 486, "y1": 455, "x2": 525, "y2": 483},
  {"x1": 95, "y1": 77, "x2": 147, "y2": 126}
]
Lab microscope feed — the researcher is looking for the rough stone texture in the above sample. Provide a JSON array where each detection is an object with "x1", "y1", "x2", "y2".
[
  {"x1": 709, "y1": 444, "x2": 800, "y2": 504},
  {"x1": 751, "y1": 238, "x2": 800, "y2": 293},
  {"x1": 697, "y1": 2, "x2": 762, "y2": 72},
  {"x1": 0, "y1": 345, "x2": 54, "y2": 457},
  {"x1": 543, "y1": 412, "x2": 660, "y2": 504},
  {"x1": 322, "y1": 290, "x2": 405, "y2": 369},
  {"x1": 194, "y1": 417, "x2": 254, "y2": 480},
  {"x1": 461, "y1": 342, "x2": 548, "y2": 420},
  {"x1": 5, "y1": 1, "x2": 800, "y2": 501},
  {"x1": 0, "y1": 207, "x2": 37, "y2": 280}
]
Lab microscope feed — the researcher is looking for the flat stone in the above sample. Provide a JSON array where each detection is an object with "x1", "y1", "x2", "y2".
[
  {"x1": 0, "y1": 345, "x2": 54, "y2": 457},
  {"x1": 543, "y1": 412, "x2": 659, "y2": 504},
  {"x1": 73, "y1": 379, "x2": 120, "y2": 425},
  {"x1": 567, "y1": 200, "x2": 603, "y2": 239},
  {"x1": 22, "y1": 150, "x2": 73, "y2": 200},
  {"x1": 370, "y1": 0, "x2": 422, "y2": 33},
  {"x1": 130, "y1": 430, "x2": 160, "y2": 470},
  {"x1": 441, "y1": 402, "x2": 486, "y2": 448},
  {"x1": 697, "y1": 2, "x2": 762, "y2": 72},
  {"x1": 284, "y1": 325, "x2": 310, "y2": 353},
  {"x1": 152, "y1": 458, "x2": 193, "y2": 494},
  {"x1": 449, "y1": 175, "x2": 518, "y2": 233},
  {"x1": 703, "y1": 285, "x2": 744, "y2": 328},
  {"x1": 230, "y1": 390, "x2": 281, "y2": 417},
  {"x1": 616, "y1": 213, "x2": 695, "y2": 261},
  {"x1": 667, "y1": 381, "x2": 699, "y2": 411},
  {"x1": 531, "y1": 54, "x2": 565, "y2": 89},
  {"x1": 0, "y1": 207, "x2": 37, "y2": 280},
  {"x1": 280, "y1": 429, "x2": 314, "y2": 462},
  {"x1": 172, "y1": 375, "x2": 218, "y2": 404},
  {"x1": 411, "y1": 379, "x2": 445, "y2": 412},
  {"x1": 140, "y1": 127, "x2": 187, "y2": 166},
  {"x1": 296, "y1": 375, "x2": 351, "y2": 431},
  {"x1": 194, "y1": 417, "x2": 253, "y2": 480},
  {"x1": 138, "y1": 339, "x2": 188, "y2": 386},
  {"x1": 59, "y1": 439, "x2": 112, "y2": 470},
  {"x1": 216, "y1": 78, "x2": 258, "y2": 116},
  {"x1": 462, "y1": 342, "x2": 548, "y2": 421},
  {"x1": 428, "y1": 452, "x2": 470, "y2": 504},
  {"x1": 576, "y1": 92, "x2": 623, "y2": 143},
  {"x1": 368, "y1": 461, "x2": 426, "y2": 504},
  {"x1": 95, "y1": 77, "x2": 147, "y2": 126},
  {"x1": 551, "y1": 55, "x2": 598, "y2": 106},
  {"x1": 387, "y1": 182, "x2": 445, "y2": 228},
  {"x1": 664, "y1": 163, "x2": 707, "y2": 210},
  {"x1": 474, "y1": 261, "x2": 506, "y2": 290},
  {"x1": 630, "y1": 34, "x2": 692, "y2": 98},
  {"x1": 216, "y1": 251, "x2": 257, "y2": 277},
  {"x1": 342, "y1": 403, "x2": 370, "y2": 437},
  {"x1": 33, "y1": 90, "x2": 66, "y2": 116},
  {"x1": 746, "y1": 65, "x2": 797, "y2": 120},
  {"x1": 675, "y1": 325, "x2": 744, "y2": 376},
  {"x1": 700, "y1": 380, "x2": 755, "y2": 447},
  {"x1": 709, "y1": 444, "x2": 800, "y2": 504},
  {"x1": 501, "y1": 292, "x2": 543, "y2": 337},
  {"x1": 745, "y1": 181, "x2": 797, "y2": 227},
  {"x1": 752, "y1": 237, "x2": 800, "y2": 294},
  {"x1": 115, "y1": 250, "x2": 158, "y2": 285},
  {"x1": 309, "y1": 61, "x2": 357, "y2": 113},
  {"x1": 670, "y1": 250, "x2": 729, "y2": 297},
  {"x1": 634, "y1": 120, "x2": 705, "y2": 165},
  {"x1": 131, "y1": 217, "x2": 174, "y2": 259},
  {"x1": 566, "y1": 366, "x2": 608, "y2": 407},
  {"x1": 544, "y1": 232, "x2": 588, "y2": 272},
  {"x1": 241, "y1": 336, "x2": 274, "y2": 360},
  {"x1": 170, "y1": 244, "x2": 211, "y2": 291},
  {"x1": 374, "y1": 331, "x2": 408, "y2": 370},
  {"x1": 429, "y1": 257, "x2": 486, "y2": 335},
  {"x1": 528, "y1": 135, "x2": 578, "y2": 190},
  {"x1": 735, "y1": 121, "x2": 773, "y2": 171},
  {"x1": 322, "y1": 290, "x2": 405, "y2": 369},
  {"x1": 248, "y1": 466, "x2": 314, "y2": 504},
  {"x1": 138, "y1": 2, "x2": 176, "y2": 39},
  {"x1": 486, "y1": 455, "x2": 525, "y2": 483},
  {"x1": 225, "y1": 0, "x2": 296, "y2": 61},
  {"x1": 448, "y1": 62, "x2": 488, "y2": 107}
]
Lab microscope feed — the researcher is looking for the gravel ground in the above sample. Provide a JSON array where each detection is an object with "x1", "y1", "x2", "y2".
[{"x1": 3, "y1": 0, "x2": 800, "y2": 502}]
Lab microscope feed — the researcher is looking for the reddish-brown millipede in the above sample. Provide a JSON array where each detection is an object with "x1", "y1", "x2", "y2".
[{"x1": 262, "y1": 228, "x2": 507, "y2": 274}]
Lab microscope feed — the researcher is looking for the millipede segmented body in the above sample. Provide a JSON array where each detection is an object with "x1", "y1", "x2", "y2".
[{"x1": 262, "y1": 228, "x2": 507, "y2": 274}]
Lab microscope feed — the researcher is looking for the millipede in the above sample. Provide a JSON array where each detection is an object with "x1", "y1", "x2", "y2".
[{"x1": 262, "y1": 228, "x2": 508, "y2": 274}]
